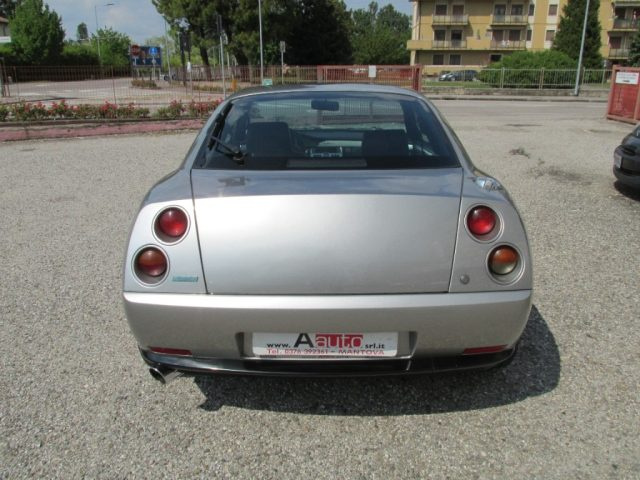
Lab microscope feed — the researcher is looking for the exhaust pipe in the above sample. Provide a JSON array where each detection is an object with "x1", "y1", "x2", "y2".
[{"x1": 149, "y1": 366, "x2": 182, "y2": 385}]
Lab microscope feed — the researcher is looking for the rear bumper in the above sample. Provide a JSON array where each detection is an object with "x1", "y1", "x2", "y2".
[
  {"x1": 613, "y1": 165, "x2": 640, "y2": 189},
  {"x1": 141, "y1": 346, "x2": 517, "y2": 377},
  {"x1": 124, "y1": 289, "x2": 532, "y2": 374}
]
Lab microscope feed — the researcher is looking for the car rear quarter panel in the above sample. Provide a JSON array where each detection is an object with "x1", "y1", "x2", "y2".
[{"x1": 449, "y1": 176, "x2": 532, "y2": 293}]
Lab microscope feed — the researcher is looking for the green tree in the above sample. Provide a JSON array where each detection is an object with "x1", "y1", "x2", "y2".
[
  {"x1": 552, "y1": 0, "x2": 603, "y2": 68},
  {"x1": 628, "y1": 27, "x2": 640, "y2": 66},
  {"x1": 288, "y1": 0, "x2": 352, "y2": 64},
  {"x1": 9, "y1": 0, "x2": 65, "y2": 65},
  {"x1": 152, "y1": 0, "x2": 353, "y2": 66},
  {"x1": 60, "y1": 42, "x2": 99, "y2": 65},
  {"x1": 230, "y1": 0, "x2": 296, "y2": 65},
  {"x1": 91, "y1": 27, "x2": 131, "y2": 66},
  {"x1": 76, "y1": 22, "x2": 89, "y2": 43},
  {"x1": 350, "y1": 2, "x2": 410, "y2": 64},
  {"x1": 152, "y1": 0, "x2": 233, "y2": 73},
  {"x1": 0, "y1": 0, "x2": 19, "y2": 18}
]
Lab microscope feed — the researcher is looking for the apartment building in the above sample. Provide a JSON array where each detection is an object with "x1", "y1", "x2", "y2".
[
  {"x1": 0, "y1": 16, "x2": 10, "y2": 39},
  {"x1": 408, "y1": 0, "x2": 639, "y2": 74}
]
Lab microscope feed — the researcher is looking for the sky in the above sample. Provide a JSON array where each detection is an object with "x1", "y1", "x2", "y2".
[{"x1": 46, "y1": 0, "x2": 414, "y2": 44}]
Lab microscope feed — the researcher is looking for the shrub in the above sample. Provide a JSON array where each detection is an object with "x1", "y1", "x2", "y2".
[
  {"x1": 114, "y1": 103, "x2": 150, "y2": 119},
  {"x1": 0, "y1": 105, "x2": 8, "y2": 121},
  {"x1": 11, "y1": 102, "x2": 48, "y2": 121},
  {"x1": 187, "y1": 99, "x2": 222, "y2": 117},
  {"x1": 49, "y1": 99, "x2": 74, "y2": 118},
  {"x1": 131, "y1": 79, "x2": 159, "y2": 89},
  {"x1": 71, "y1": 104, "x2": 100, "y2": 119},
  {"x1": 98, "y1": 101, "x2": 118, "y2": 119},
  {"x1": 153, "y1": 100, "x2": 184, "y2": 119},
  {"x1": 478, "y1": 51, "x2": 579, "y2": 88},
  {"x1": 60, "y1": 43, "x2": 100, "y2": 66}
]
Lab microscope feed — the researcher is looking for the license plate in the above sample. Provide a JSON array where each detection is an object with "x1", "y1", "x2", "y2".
[
  {"x1": 252, "y1": 332, "x2": 398, "y2": 358},
  {"x1": 614, "y1": 152, "x2": 622, "y2": 169}
]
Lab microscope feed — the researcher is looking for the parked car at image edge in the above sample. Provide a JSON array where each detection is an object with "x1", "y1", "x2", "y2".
[
  {"x1": 122, "y1": 84, "x2": 533, "y2": 385},
  {"x1": 439, "y1": 70, "x2": 479, "y2": 82},
  {"x1": 613, "y1": 125, "x2": 640, "y2": 189}
]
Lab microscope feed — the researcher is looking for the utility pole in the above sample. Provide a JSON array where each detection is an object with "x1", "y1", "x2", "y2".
[
  {"x1": 163, "y1": 20, "x2": 172, "y2": 81},
  {"x1": 574, "y1": 0, "x2": 591, "y2": 96},
  {"x1": 218, "y1": 14, "x2": 226, "y2": 98},
  {"x1": 280, "y1": 41, "x2": 285, "y2": 85},
  {"x1": 94, "y1": 3, "x2": 114, "y2": 67},
  {"x1": 258, "y1": 0, "x2": 264, "y2": 84}
]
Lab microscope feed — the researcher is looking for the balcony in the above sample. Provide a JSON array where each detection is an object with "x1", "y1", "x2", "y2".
[
  {"x1": 432, "y1": 40, "x2": 468, "y2": 49},
  {"x1": 490, "y1": 15, "x2": 528, "y2": 25},
  {"x1": 490, "y1": 40, "x2": 526, "y2": 49},
  {"x1": 611, "y1": 18, "x2": 640, "y2": 30},
  {"x1": 432, "y1": 14, "x2": 469, "y2": 25},
  {"x1": 609, "y1": 48, "x2": 630, "y2": 59},
  {"x1": 614, "y1": 0, "x2": 640, "y2": 5}
]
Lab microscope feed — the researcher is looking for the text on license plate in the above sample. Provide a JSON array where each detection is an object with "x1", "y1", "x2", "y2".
[{"x1": 252, "y1": 332, "x2": 398, "y2": 357}]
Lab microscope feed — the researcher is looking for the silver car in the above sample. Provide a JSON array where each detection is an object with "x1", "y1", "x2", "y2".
[{"x1": 123, "y1": 84, "x2": 532, "y2": 384}]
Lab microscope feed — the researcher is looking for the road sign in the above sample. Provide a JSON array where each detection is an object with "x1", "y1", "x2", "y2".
[
  {"x1": 279, "y1": 41, "x2": 286, "y2": 53},
  {"x1": 262, "y1": 78, "x2": 273, "y2": 86},
  {"x1": 0, "y1": 36, "x2": 11, "y2": 44},
  {"x1": 130, "y1": 45, "x2": 162, "y2": 67}
]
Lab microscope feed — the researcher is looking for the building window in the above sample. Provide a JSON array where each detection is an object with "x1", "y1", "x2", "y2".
[
  {"x1": 435, "y1": 4, "x2": 447, "y2": 15},
  {"x1": 511, "y1": 4, "x2": 524, "y2": 15},
  {"x1": 545, "y1": 29, "x2": 556, "y2": 42},
  {"x1": 452, "y1": 5, "x2": 464, "y2": 15},
  {"x1": 433, "y1": 54, "x2": 445, "y2": 65},
  {"x1": 494, "y1": 4, "x2": 507, "y2": 15},
  {"x1": 490, "y1": 54, "x2": 502, "y2": 63},
  {"x1": 548, "y1": 4, "x2": 558, "y2": 16},
  {"x1": 528, "y1": 4, "x2": 535, "y2": 16},
  {"x1": 449, "y1": 54, "x2": 461, "y2": 65},
  {"x1": 509, "y1": 29, "x2": 521, "y2": 41},
  {"x1": 526, "y1": 29, "x2": 532, "y2": 41},
  {"x1": 434, "y1": 29, "x2": 446, "y2": 41},
  {"x1": 610, "y1": 36, "x2": 622, "y2": 49}
]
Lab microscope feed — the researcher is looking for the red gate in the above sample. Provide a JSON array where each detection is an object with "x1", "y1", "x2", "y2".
[
  {"x1": 607, "y1": 66, "x2": 640, "y2": 123},
  {"x1": 316, "y1": 65, "x2": 422, "y2": 92}
]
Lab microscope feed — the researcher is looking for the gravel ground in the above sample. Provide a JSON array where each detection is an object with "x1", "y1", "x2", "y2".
[{"x1": 1, "y1": 101, "x2": 638, "y2": 478}]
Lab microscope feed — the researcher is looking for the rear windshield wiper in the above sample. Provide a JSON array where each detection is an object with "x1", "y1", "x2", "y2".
[{"x1": 208, "y1": 134, "x2": 246, "y2": 164}]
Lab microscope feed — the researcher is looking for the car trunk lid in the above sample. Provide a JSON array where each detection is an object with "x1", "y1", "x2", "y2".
[{"x1": 191, "y1": 168, "x2": 463, "y2": 294}]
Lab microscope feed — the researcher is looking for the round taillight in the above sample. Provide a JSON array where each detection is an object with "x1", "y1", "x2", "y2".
[
  {"x1": 467, "y1": 206, "x2": 497, "y2": 236},
  {"x1": 488, "y1": 246, "x2": 519, "y2": 275},
  {"x1": 157, "y1": 208, "x2": 188, "y2": 239},
  {"x1": 136, "y1": 247, "x2": 167, "y2": 277}
]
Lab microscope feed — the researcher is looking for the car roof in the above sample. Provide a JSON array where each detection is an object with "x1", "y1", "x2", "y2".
[{"x1": 227, "y1": 83, "x2": 425, "y2": 101}]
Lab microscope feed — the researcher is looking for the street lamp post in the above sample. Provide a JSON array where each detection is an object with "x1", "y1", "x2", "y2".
[
  {"x1": 94, "y1": 2, "x2": 115, "y2": 66},
  {"x1": 573, "y1": 0, "x2": 591, "y2": 96},
  {"x1": 258, "y1": 0, "x2": 264, "y2": 84}
]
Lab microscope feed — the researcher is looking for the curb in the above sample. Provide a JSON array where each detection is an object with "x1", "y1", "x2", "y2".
[
  {"x1": 0, "y1": 119, "x2": 205, "y2": 142},
  {"x1": 426, "y1": 95, "x2": 608, "y2": 103}
]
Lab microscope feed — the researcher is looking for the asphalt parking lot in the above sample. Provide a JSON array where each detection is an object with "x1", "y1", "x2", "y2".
[{"x1": 1, "y1": 100, "x2": 638, "y2": 478}]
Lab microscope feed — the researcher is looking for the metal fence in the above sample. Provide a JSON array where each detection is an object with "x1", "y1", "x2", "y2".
[
  {"x1": 0, "y1": 65, "x2": 614, "y2": 108},
  {"x1": 0, "y1": 64, "x2": 421, "y2": 107},
  {"x1": 425, "y1": 67, "x2": 612, "y2": 90}
]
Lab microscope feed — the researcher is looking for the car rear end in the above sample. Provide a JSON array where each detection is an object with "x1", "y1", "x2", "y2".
[
  {"x1": 614, "y1": 128, "x2": 640, "y2": 189},
  {"x1": 123, "y1": 86, "x2": 532, "y2": 380}
]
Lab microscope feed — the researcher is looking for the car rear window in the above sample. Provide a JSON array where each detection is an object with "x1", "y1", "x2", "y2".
[{"x1": 197, "y1": 92, "x2": 459, "y2": 170}]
